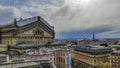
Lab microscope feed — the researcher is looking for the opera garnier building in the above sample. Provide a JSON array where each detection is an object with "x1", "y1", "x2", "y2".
[{"x1": 0, "y1": 16, "x2": 55, "y2": 51}]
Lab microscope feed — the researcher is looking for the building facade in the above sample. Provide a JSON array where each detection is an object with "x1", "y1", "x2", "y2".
[
  {"x1": 71, "y1": 46, "x2": 112, "y2": 68},
  {"x1": 0, "y1": 60, "x2": 55, "y2": 68},
  {"x1": 53, "y1": 49, "x2": 70, "y2": 68},
  {"x1": 110, "y1": 45, "x2": 120, "y2": 68},
  {"x1": 0, "y1": 54, "x2": 9, "y2": 63},
  {"x1": 111, "y1": 51, "x2": 120, "y2": 68},
  {"x1": 0, "y1": 16, "x2": 55, "y2": 48}
]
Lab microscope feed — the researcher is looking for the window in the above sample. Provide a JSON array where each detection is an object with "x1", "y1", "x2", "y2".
[{"x1": 36, "y1": 30, "x2": 43, "y2": 35}]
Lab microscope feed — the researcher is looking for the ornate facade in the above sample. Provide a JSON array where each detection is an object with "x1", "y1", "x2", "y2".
[
  {"x1": 54, "y1": 49, "x2": 70, "y2": 68},
  {"x1": 110, "y1": 45, "x2": 120, "y2": 68},
  {"x1": 111, "y1": 51, "x2": 120, "y2": 68},
  {"x1": 0, "y1": 16, "x2": 55, "y2": 47},
  {"x1": 72, "y1": 46, "x2": 112, "y2": 68}
]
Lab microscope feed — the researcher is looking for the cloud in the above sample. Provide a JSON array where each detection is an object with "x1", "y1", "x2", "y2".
[
  {"x1": 0, "y1": 6, "x2": 18, "y2": 25},
  {"x1": 0, "y1": 0, "x2": 120, "y2": 38}
]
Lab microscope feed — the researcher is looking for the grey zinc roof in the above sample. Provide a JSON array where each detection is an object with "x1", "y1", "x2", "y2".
[
  {"x1": 74, "y1": 46, "x2": 112, "y2": 55},
  {"x1": 17, "y1": 16, "x2": 54, "y2": 31},
  {"x1": 40, "y1": 18, "x2": 54, "y2": 31},
  {"x1": 17, "y1": 17, "x2": 38, "y2": 27}
]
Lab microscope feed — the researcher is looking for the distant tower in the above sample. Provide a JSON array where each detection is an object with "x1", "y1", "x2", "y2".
[
  {"x1": 92, "y1": 32, "x2": 95, "y2": 39},
  {"x1": 0, "y1": 27, "x2": 1, "y2": 44}
]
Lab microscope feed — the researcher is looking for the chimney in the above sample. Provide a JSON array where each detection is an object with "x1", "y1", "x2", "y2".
[{"x1": 13, "y1": 18, "x2": 17, "y2": 27}]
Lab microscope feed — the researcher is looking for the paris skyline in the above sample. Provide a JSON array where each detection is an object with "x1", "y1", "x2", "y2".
[{"x1": 0, "y1": 0, "x2": 120, "y2": 39}]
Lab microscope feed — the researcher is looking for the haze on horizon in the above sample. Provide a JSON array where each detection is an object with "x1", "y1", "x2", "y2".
[{"x1": 0, "y1": 0, "x2": 120, "y2": 39}]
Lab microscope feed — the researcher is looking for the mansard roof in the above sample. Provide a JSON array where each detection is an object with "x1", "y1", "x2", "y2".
[
  {"x1": 74, "y1": 46, "x2": 112, "y2": 55},
  {"x1": 17, "y1": 16, "x2": 54, "y2": 31},
  {"x1": 17, "y1": 16, "x2": 38, "y2": 26},
  {"x1": 1, "y1": 16, "x2": 54, "y2": 31}
]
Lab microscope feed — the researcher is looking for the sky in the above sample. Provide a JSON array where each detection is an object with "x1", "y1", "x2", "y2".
[{"x1": 0, "y1": 0, "x2": 120, "y2": 39}]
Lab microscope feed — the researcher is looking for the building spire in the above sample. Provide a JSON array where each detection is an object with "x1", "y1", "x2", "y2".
[
  {"x1": 14, "y1": 18, "x2": 17, "y2": 22},
  {"x1": 93, "y1": 32, "x2": 95, "y2": 39}
]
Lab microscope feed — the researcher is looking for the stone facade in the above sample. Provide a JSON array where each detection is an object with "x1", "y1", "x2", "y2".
[
  {"x1": 0, "y1": 16, "x2": 55, "y2": 47},
  {"x1": 71, "y1": 46, "x2": 112, "y2": 68},
  {"x1": 54, "y1": 50, "x2": 69, "y2": 68},
  {"x1": 111, "y1": 52, "x2": 120, "y2": 68}
]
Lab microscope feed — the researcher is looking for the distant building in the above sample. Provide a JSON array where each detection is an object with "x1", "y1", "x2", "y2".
[
  {"x1": 53, "y1": 48, "x2": 71, "y2": 68},
  {"x1": 0, "y1": 60, "x2": 55, "y2": 68},
  {"x1": 0, "y1": 53, "x2": 55, "y2": 68},
  {"x1": 0, "y1": 54, "x2": 9, "y2": 63},
  {"x1": 110, "y1": 45, "x2": 120, "y2": 68},
  {"x1": 27, "y1": 47, "x2": 71, "y2": 68},
  {"x1": 0, "y1": 16, "x2": 55, "y2": 48},
  {"x1": 71, "y1": 45, "x2": 112, "y2": 68},
  {"x1": 0, "y1": 44, "x2": 7, "y2": 51},
  {"x1": 12, "y1": 45, "x2": 71, "y2": 68}
]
